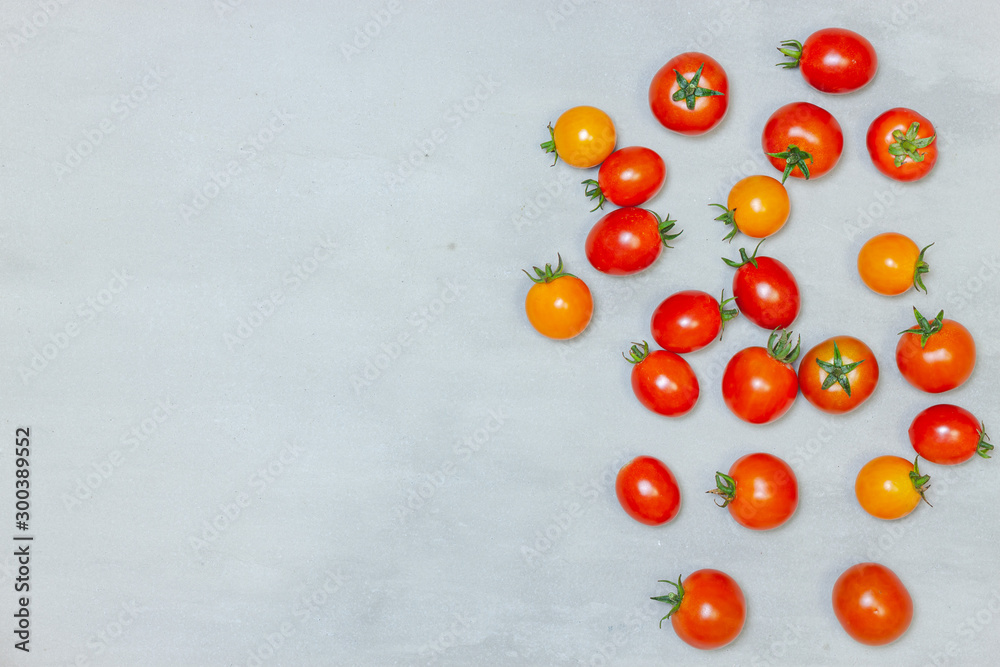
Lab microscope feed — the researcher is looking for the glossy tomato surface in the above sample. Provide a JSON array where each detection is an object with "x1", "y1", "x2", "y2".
[
  {"x1": 628, "y1": 344, "x2": 700, "y2": 417},
  {"x1": 719, "y1": 175, "x2": 790, "y2": 240},
  {"x1": 799, "y1": 336, "x2": 879, "y2": 414},
  {"x1": 615, "y1": 456, "x2": 681, "y2": 525},
  {"x1": 650, "y1": 290, "x2": 732, "y2": 353},
  {"x1": 588, "y1": 146, "x2": 666, "y2": 209},
  {"x1": 866, "y1": 108, "x2": 937, "y2": 181},
  {"x1": 654, "y1": 570, "x2": 746, "y2": 650},
  {"x1": 896, "y1": 311, "x2": 976, "y2": 393},
  {"x1": 727, "y1": 250, "x2": 800, "y2": 330},
  {"x1": 585, "y1": 207, "x2": 679, "y2": 275},
  {"x1": 909, "y1": 404, "x2": 991, "y2": 464},
  {"x1": 543, "y1": 105, "x2": 616, "y2": 168},
  {"x1": 722, "y1": 347, "x2": 799, "y2": 425},
  {"x1": 714, "y1": 453, "x2": 798, "y2": 530},
  {"x1": 792, "y1": 28, "x2": 878, "y2": 93},
  {"x1": 524, "y1": 257, "x2": 593, "y2": 340},
  {"x1": 857, "y1": 232, "x2": 931, "y2": 295},
  {"x1": 855, "y1": 455, "x2": 927, "y2": 520},
  {"x1": 832, "y1": 563, "x2": 913, "y2": 646},
  {"x1": 649, "y1": 52, "x2": 728, "y2": 136},
  {"x1": 762, "y1": 102, "x2": 843, "y2": 181}
]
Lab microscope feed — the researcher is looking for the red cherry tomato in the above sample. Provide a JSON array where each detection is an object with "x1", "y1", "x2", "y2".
[
  {"x1": 585, "y1": 207, "x2": 681, "y2": 275},
  {"x1": 762, "y1": 102, "x2": 844, "y2": 182},
  {"x1": 649, "y1": 52, "x2": 728, "y2": 136},
  {"x1": 615, "y1": 456, "x2": 681, "y2": 525},
  {"x1": 866, "y1": 108, "x2": 938, "y2": 181},
  {"x1": 650, "y1": 290, "x2": 737, "y2": 354},
  {"x1": 652, "y1": 570, "x2": 746, "y2": 650},
  {"x1": 909, "y1": 404, "x2": 993, "y2": 464},
  {"x1": 724, "y1": 243, "x2": 800, "y2": 330},
  {"x1": 722, "y1": 329, "x2": 800, "y2": 425},
  {"x1": 896, "y1": 308, "x2": 976, "y2": 393},
  {"x1": 777, "y1": 28, "x2": 878, "y2": 93},
  {"x1": 625, "y1": 341, "x2": 699, "y2": 417},
  {"x1": 583, "y1": 146, "x2": 666, "y2": 210},
  {"x1": 798, "y1": 336, "x2": 879, "y2": 414},
  {"x1": 710, "y1": 453, "x2": 798, "y2": 530},
  {"x1": 832, "y1": 563, "x2": 913, "y2": 646}
]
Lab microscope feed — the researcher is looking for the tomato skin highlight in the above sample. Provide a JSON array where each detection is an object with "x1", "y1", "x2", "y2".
[
  {"x1": 523, "y1": 258, "x2": 593, "y2": 340},
  {"x1": 798, "y1": 336, "x2": 879, "y2": 414},
  {"x1": 717, "y1": 453, "x2": 798, "y2": 530},
  {"x1": 833, "y1": 563, "x2": 913, "y2": 646},
  {"x1": 729, "y1": 255, "x2": 800, "y2": 330},
  {"x1": 722, "y1": 347, "x2": 798, "y2": 424},
  {"x1": 629, "y1": 348, "x2": 700, "y2": 417},
  {"x1": 593, "y1": 147, "x2": 666, "y2": 208},
  {"x1": 650, "y1": 290, "x2": 726, "y2": 353},
  {"x1": 867, "y1": 108, "x2": 937, "y2": 181},
  {"x1": 585, "y1": 207, "x2": 675, "y2": 275},
  {"x1": 896, "y1": 315, "x2": 976, "y2": 393},
  {"x1": 762, "y1": 102, "x2": 844, "y2": 181},
  {"x1": 615, "y1": 456, "x2": 681, "y2": 525},
  {"x1": 649, "y1": 52, "x2": 728, "y2": 136},
  {"x1": 726, "y1": 175, "x2": 789, "y2": 239},
  {"x1": 909, "y1": 404, "x2": 989, "y2": 465},
  {"x1": 545, "y1": 106, "x2": 617, "y2": 168},
  {"x1": 857, "y1": 233, "x2": 929, "y2": 296},
  {"x1": 656, "y1": 570, "x2": 746, "y2": 650},
  {"x1": 798, "y1": 28, "x2": 878, "y2": 93},
  {"x1": 855, "y1": 456, "x2": 924, "y2": 520}
]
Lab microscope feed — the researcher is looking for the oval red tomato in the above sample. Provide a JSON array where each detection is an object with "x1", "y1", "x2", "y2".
[
  {"x1": 626, "y1": 341, "x2": 699, "y2": 417},
  {"x1": 909, "y1": 404, "x2": 992, "y2": 464},
  {"x1": 615, "y1": 456, "x2": 681, "y2": 525},
  {"x1": 723, "y1": 244, "x2": 800, "y2": 330},
  {"x1": 798, "y1": 336, "x2": 879, "y2": 414},
  {"x1": 710, "y1": 453, "x2": 798, "y2": 530},
  {"x1": 650, "y1": 290, "x2": 737, "y2": 353},
  {"x1": 649, "y1": 52, "x2": 728, "y2": 136},
  {"x1": 762, "y1": 102, "x2": 844, "y2": 182},
  {"x1": 896, "y1": 308, "x2": 976, "y2": 393},
  {"x1": 583, "y1": 146, "x2": 666, "y2": 210},
  {"x1": 652, "y1": 570, "x2": 746, "y2": 650},
  {"x1": 867, "y1": 108, "x2": 938, "y2": 181},
  {"x1": 585, "y1": 207, "x2": 681, "y2": 275},
  {"x1": 777, "y1": 28, "x2": 878, "y2": 93},
  {"x1": 832, "y1": 563, "x2": 913, "y2": 646},
  {"x1": 722, "y1": 330, "x2": 800, "y2": 425}
]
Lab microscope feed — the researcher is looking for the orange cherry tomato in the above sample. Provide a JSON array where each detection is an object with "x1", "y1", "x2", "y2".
[
  {"x1": 857, "y1": 233, "x2": 932, "y2": 295},
  {"x1": 798, "y1": 336, "x2": 879, "y2": 414},
  {"x1": 540, "y1": 106, "x2": 616, "y2": 169},
  {"x1": 523, "y1": 255, "x2": 593, "y2": 340},
  {"x1": 711, "y1": 175, "x2": 790, "y2": 241},
  {"x1": 833, "y1": 563, "x2": 913, "y2": 646},
  {"x1": 710, "y1": 453, "x2": 798, "y2": 530},
  {"x1": 896, "y1": 308, "x2": 976, "y2": 393},
  {"x1": 855, "y1": 455, "x2": 930, "y2": 520},
  {"x1": 652, "y1": 570, "x2": 746, "y2": 650}
]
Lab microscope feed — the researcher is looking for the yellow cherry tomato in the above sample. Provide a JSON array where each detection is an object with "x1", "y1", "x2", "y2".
[
  {"x1": 541, "y1": 106, "x2": 616, "y2": 169},
  {"x1": 711, "y1": 175, "x2": 789, "y2": 241},
  {"x1": 855, "y1": 455, "x2": 930, "y2": 520},
  {"x1": 524, "y1": 255, "x2": 593, "y2": 340},
  {"x1": 857, "y1": 232, "x2": 932, "y2": 295}
]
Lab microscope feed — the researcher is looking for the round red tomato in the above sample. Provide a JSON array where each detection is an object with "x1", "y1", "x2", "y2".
[
  {"x1": 626, "y1": 341, "x2": 699, "y2": 417},
  {"x1": 777, "y1": 28, "x2": 878, "y2": 93},
  {"x1": 723, "y1": 243, "x2": 800, "y2": 329},
  {"x1": 585, "y1": 207, "x2": 681, "y2": 275},
  {"x1": 722, "y1": 329, "x2": 800, "y2": 425},
  {"x1": 710, "y1": 453, "x2": 798, "y2": 530},
  {"x1": 583, "y1": 146, "x2": 666, "y2": 210},
  {"x1": 798, "y1": 336, "x2": 879, "y2": 414},
  {"x1": 615, "y1": 456, "x2": 681, "y2": 525},
  {"x1": 867, "y1": 108, "x2": 937, "y2": 181},
  {"x1": 832, "y1": 563, "x2": 913, "y2": 646},
  {"x1": 762, "y1": 102, "x2": 844, "y2": 182},
  {"x1": 649, "y1": 52, "x2": 728, "y2": 136},
  {"x1": 652, "y1": 570, "x2": 746, "y2": 650},
  {"x1": 650, "y1": 290, "x2": 737, "y2": 353},
  {"x1": 896, "y1": 308, "x2": 976, "y2": 393},
  {"x1": 909, "y1": 404, "x2": 992, "y2": 464},
  {"x1": 523, "y1": 255, "x2": 593, "y2": 340}
]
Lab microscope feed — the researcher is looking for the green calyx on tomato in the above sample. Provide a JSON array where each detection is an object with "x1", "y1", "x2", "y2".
[
  {"x1": 913, "y1": 244, "x2": 933, "y2": 294},
  {"x1": 767, "y1": 328, "x2": 801, "y2": 364},
  {"x1": 539, "y1": 124, "x2": 559, "y2": 165},
  {"x1": 775, "y1": 39, "x2": 804, "y2": 68},
  {"x1": 976, "y1": 423, "x2": 994, "y2": 459},
  {"x1": 766, "y1": 144, "x2": 814, "y2": 183},
  {"x1": 671, "y1": 63, "x2": 724, "y2": 111},
  {"x1": 718, "y1": 290, "x2": 739, "y2": 339},
  {"x1": 898, "y1": 307, "x2": 944, "y2": 347},
  {"x1": 623, "y1": 340, "x2": 652, "y2": 364},
  {"x1": 816, "y1": 341, "x2": 864, "y2": 397},
  {"x1": 709, "y1": 203, "x2": 739, "y2": 242},
  {"x1": 721, "y1": 239, "x2": 764, "y2": 269},
  {"x1": 581, "y1": 179, "x2": 606, "y2": 211},
  {"x1": 909, "y1": 456, "x2": 932, "y2": 506},
  {"x1": 889, "y1": 122, "x2": 936, "y2": 167},
  {"x1": 654, "y1": 211, "x2": 683, "y2": 248},
  {"x1": 651, "y1": 575, "x2": 686, "y2": 627},
  {"x1": 523, "y1": 253, "x2": 575, "y2": 284},
  {"x1": 707, "y1": 472, "x2": 737, "y2": 507}
]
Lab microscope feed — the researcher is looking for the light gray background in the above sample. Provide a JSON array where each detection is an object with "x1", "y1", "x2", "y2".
[{"x1": 2, "y1": 0, "x2": 999, "y2": 665}]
